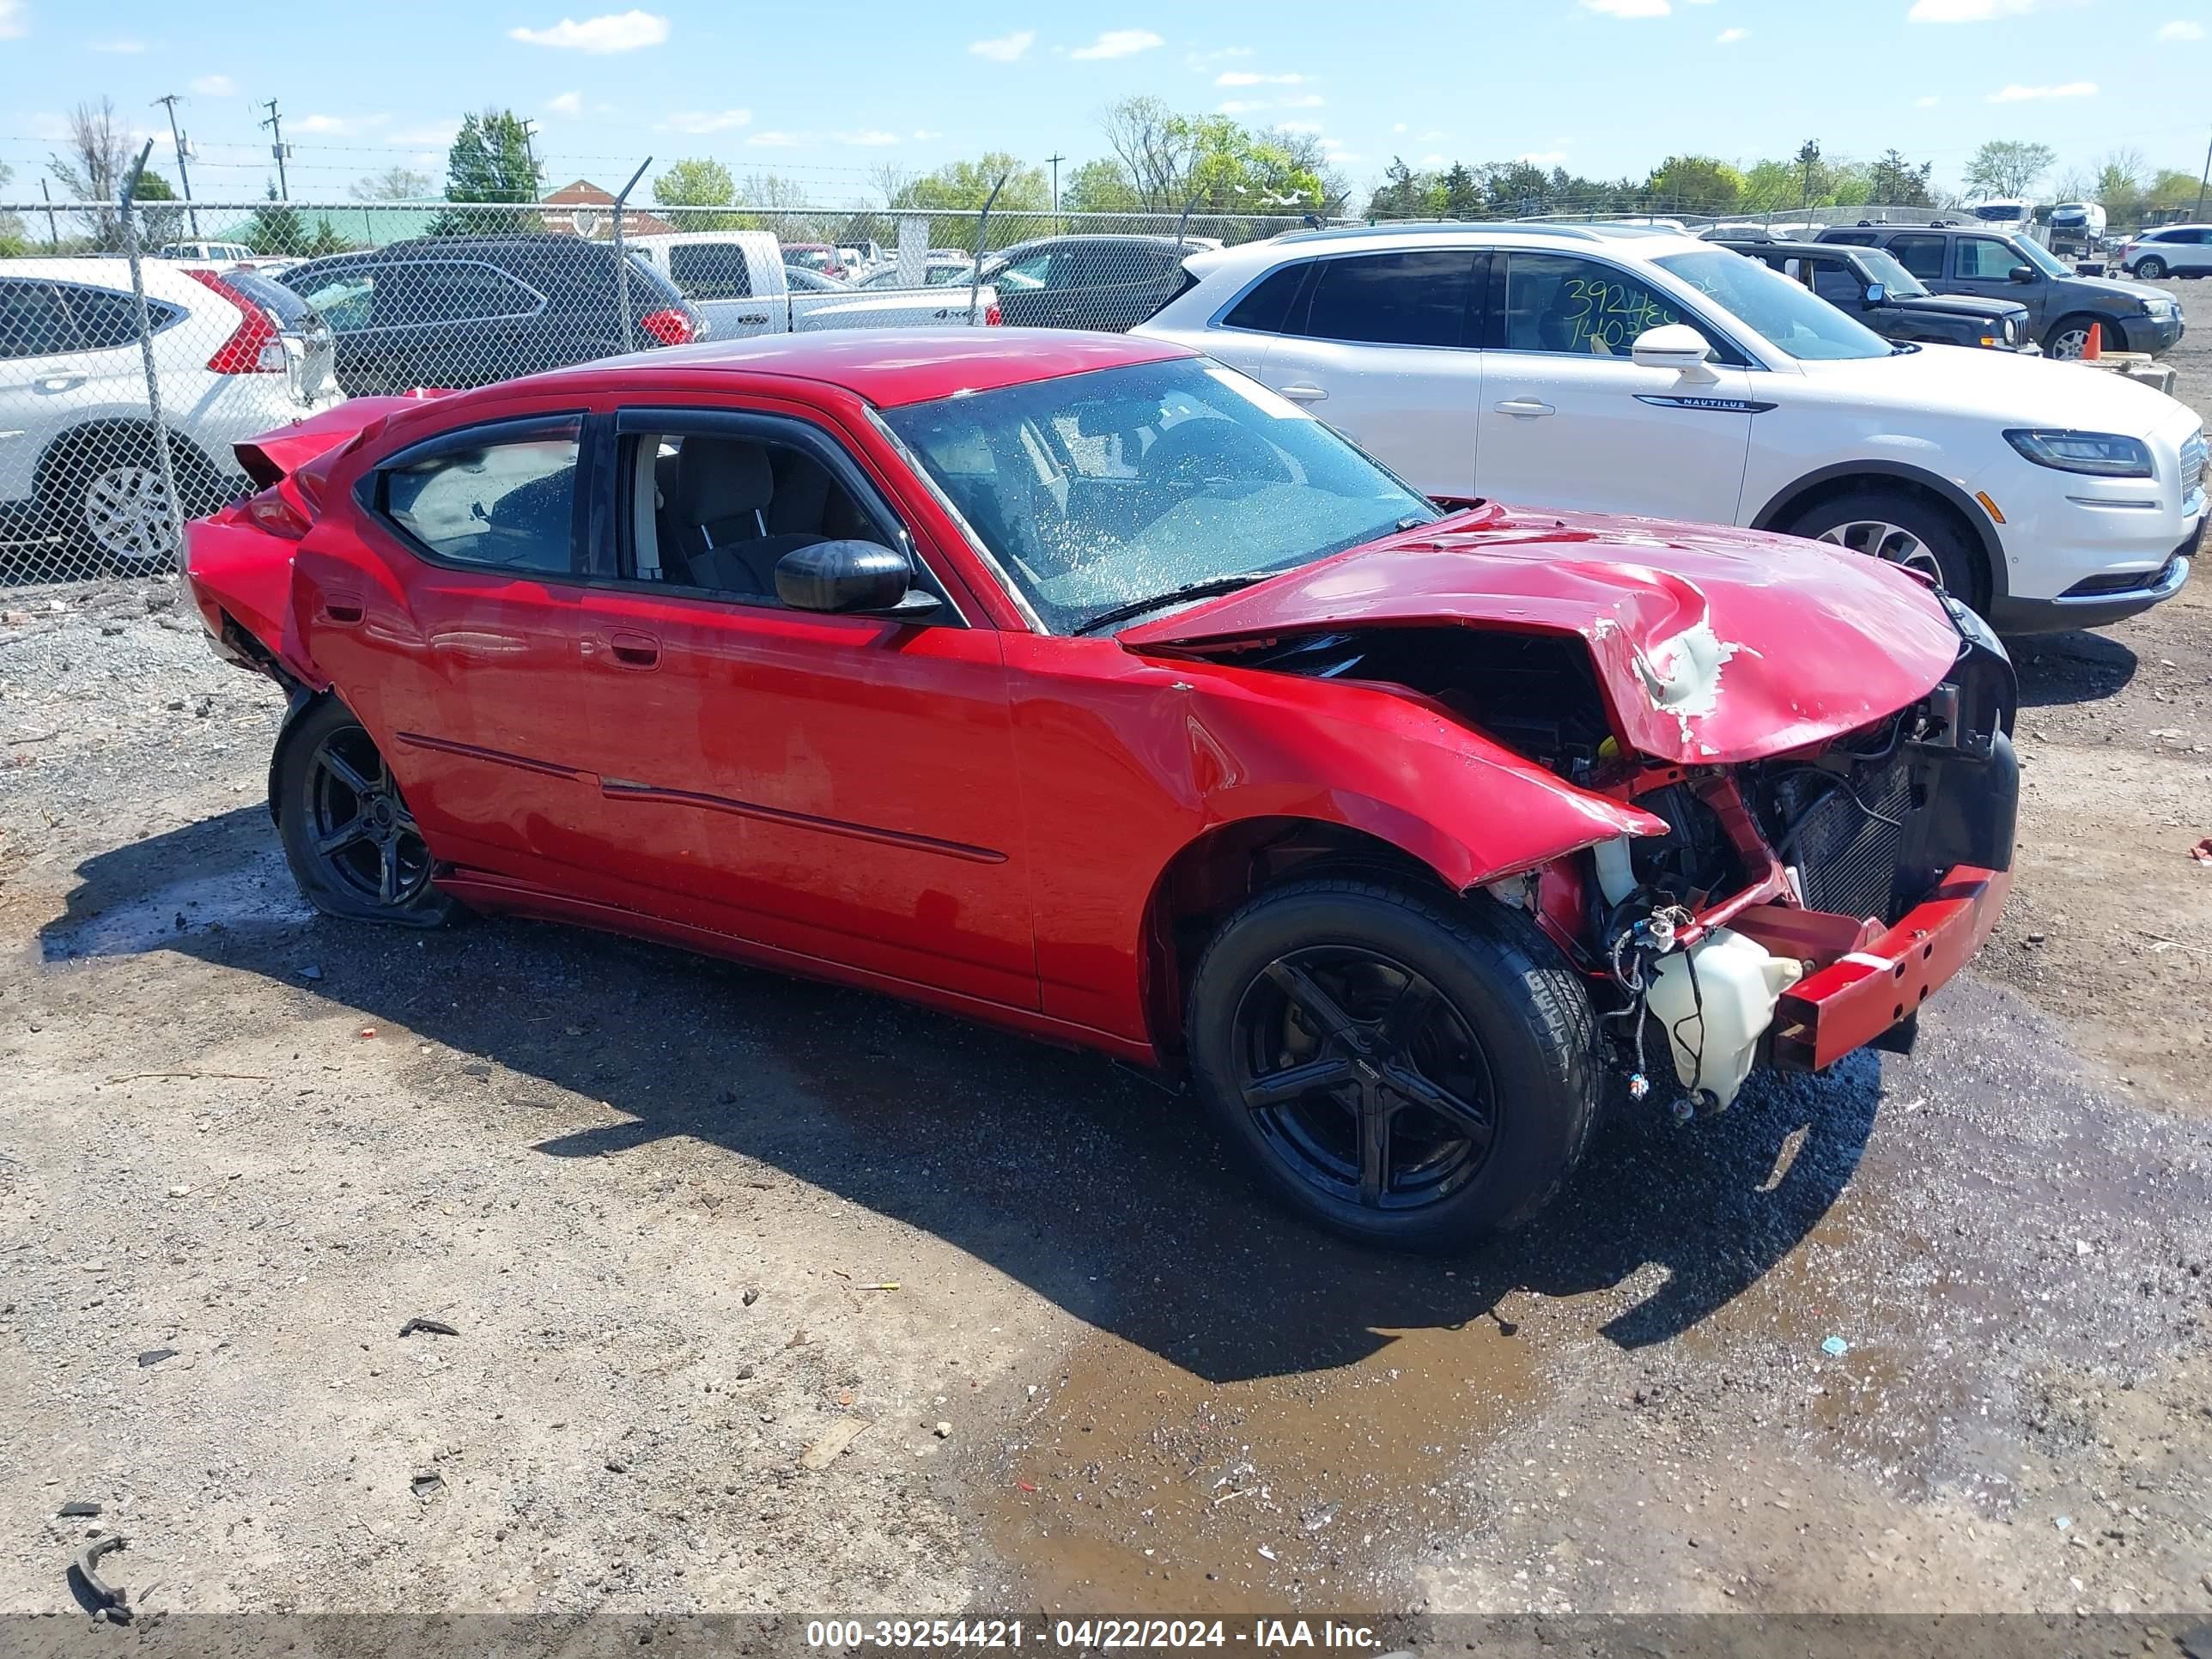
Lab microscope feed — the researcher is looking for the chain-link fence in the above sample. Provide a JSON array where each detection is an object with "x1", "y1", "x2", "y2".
[{"x1": 0, "y1": 190, "x2": 1333, "y2": 590}]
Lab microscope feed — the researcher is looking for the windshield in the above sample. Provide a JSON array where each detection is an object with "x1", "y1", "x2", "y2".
[
  {"x1": 1972, "y1": 203, "x2": 2031, "y2": 224},
  {"x1": 2015, "y1": 237, "x2": 2070, "y2": 278},
  {"x1": 882, "y1": 357, "x2": 1439, "y2": 634},
  {"x1": 1654, "y1": 249, "x2": 1893, "y2": 361},
  {"x1": 1856, "y1": 247, "x2": 1929, "y2": 299}
]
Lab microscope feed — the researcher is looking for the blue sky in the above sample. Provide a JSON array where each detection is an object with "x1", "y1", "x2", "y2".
[{"x1": 2, "y1": 0, "x2": 2209, "y2": 207}]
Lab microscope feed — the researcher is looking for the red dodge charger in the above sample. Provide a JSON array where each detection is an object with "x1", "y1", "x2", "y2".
[{"x1": 185, "y1": 331, "x2": 2017, "y2": 1249}]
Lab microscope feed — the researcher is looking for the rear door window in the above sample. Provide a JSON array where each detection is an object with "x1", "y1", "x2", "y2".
[
  {"x1": 0, "y1": 279, "x2": 76, "y2": 359},
  {"x1": 1219, "y1": 262, "x2": 1310, "y2": 333},
  {"x1": 376, "y1": 416, "x2": 582, "y2": 574},
  {"x1": 1887, "y1": 235, "x2": 1947, "y2": 282},
  {"x1": 1300, "y1": 249, "x2": 1478, "y2": 348},
  {"x1": 668, "y1": 242, "x2": 753, "y2": 300},
  {"x1": 1808, "y1": 259, "x2": 1867, "y2": 307},
  {"x1": 374, "y1": 261, "x2": 542, "y2": 327},
  {"x1": 59, "y1": 284, "x2": 172, "y2": 350}
]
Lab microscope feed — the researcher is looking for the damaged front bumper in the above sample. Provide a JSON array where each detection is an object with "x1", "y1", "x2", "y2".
[{"x1": 1767, "y1": 863, "x2": 2011, "y2": 1073}]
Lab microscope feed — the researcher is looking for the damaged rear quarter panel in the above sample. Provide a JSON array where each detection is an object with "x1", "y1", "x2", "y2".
[{"x1": 1001, "y1": 635, "x2": 1666, "y2": 1042}]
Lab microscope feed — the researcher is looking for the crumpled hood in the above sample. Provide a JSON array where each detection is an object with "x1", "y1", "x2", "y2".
[{"x1": 1118, "y1": 503, "x2": 1966, "y2": 765}]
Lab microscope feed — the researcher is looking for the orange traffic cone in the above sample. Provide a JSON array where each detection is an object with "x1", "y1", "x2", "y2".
[{"x1": 2082, "y1": 321, "x2": 2103, "y2": 360}]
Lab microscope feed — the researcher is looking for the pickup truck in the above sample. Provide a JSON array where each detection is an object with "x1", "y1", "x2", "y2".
[{"x1": 624, "y1": 232, "x2": 999, "y2": 338}]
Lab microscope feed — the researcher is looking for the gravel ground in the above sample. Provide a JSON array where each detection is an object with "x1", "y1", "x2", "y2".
[{"x1": 3, "y1": 301, "x2": 2210, "y2": 1630}]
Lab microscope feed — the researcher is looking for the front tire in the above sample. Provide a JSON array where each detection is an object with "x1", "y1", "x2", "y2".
[
  {"x1": 2045, "y1": 313, "x2": 2121, "y2": 358},
  {"x1": 2134, "y1": 257, "x2": 2167, "y2": 281},
  {"x1": 275, "y1": 698, "x2": 454, "y2": 928},
  {"x1": 1785, "y1": 487, "x2": 1988, "y2": 612},
  {"x1": 1184, "y1": 879, "x2": 1599, "y2": 1253}
]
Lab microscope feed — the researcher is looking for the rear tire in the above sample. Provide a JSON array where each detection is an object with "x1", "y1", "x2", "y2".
[
  {"x1": 45, "y1": 432, "x2": 187, "y2": 573},
  {"x1": 2134, "y1": 256, "x2": 2167, "y2": 281},
  {"x1": 1184, "y1": 878, "x2": 1599, "y2": 1253},
  {"x1": 1784, "y1": 487, "x2": 1988, "y2": 612},
  {"x1": 274, "y1": 698, "x2": 455, "y2": 929}
]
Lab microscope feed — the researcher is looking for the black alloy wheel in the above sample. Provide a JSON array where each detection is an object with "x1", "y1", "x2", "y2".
[
  {"x1": 1233, "y1": 945, "x2": 1496, "y2": 1212},
  {"x1": 275, "y1": 697, "x2": 454, "y2": 927},
  {"x1": 1186, "y1": 879, "x2": 1599, "y2": 1252}
]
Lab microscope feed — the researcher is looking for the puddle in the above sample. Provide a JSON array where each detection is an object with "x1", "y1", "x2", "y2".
[
  {"x1": 987, "y1": 1312, "x2": 1535, "y2": 1613},
  {"x1": 42, "y1": 849, "x2": 313, "y2": 959}
]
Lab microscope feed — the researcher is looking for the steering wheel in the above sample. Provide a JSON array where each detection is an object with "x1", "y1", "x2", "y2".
[{"x1": 1136, "y1": 420, "x2": 1295, "y2": 497}]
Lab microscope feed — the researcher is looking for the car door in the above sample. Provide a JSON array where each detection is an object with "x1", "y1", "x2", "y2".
[
  {"x1": 1247, "y1": 247, "x2": 1486, "y2": 495},
  {"x1": 566, "y1": 404, "x2": 1036, "y2": 1010},
  {"x1": 1474, "y1": 250, "x2": 1755, "y2": 522},
  {"x1": 294, "y1": 410, "x2": 606, "y2": 884},
  {"x1": 1946, "y1": 234, "x2": 2037, "y2": 317},
  {"x1": 0, "y1": 278, "x2": 83, "y2": 508},
  {"x1": 2166, "y1": 228, "x2": 2212, "y2": 275}
]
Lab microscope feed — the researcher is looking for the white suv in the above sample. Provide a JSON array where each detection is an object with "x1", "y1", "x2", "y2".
[
  {"x1": 1137, "y1": 223, "x2": 2200, "y2": 633},
  {"x1": 0, "y1": 259, "x2": 341, "y2": 571},
  {"x1": 2116, "y1": 224, "x2": 2212, "y2": 281}
]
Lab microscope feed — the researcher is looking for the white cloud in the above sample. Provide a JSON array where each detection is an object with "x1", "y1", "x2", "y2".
[
  {"x1": 745, "y1": 131, "x2": 804, "y2": 148},
  {"x1": 1216, "y1": 70, "x2": 1307, "y2": 85},
  {"x1": 1391, "y1": 122, "x2": 1408, "y2": 134},
  {"x1": 1908, "y1": 0, "x2": 2033, "y2": 19},
  {"x1": 1717, "y1": 26, "x2": 1748, "y2": 41},
  {"x1": 0, "y1": 0, "x2": 28, "y2": 39},
  {"x1": 968, "y1": 29, "x2": 1033, "y2": 62},
  {"x1": 1580, "y1": 0, "x2": 1670, "y2": 15},
  {"x1": 546, "y1": 89, "x2": 583, "y2": 117},
  {"x1": 912, "y1": 128, "x2": 943, "y2": 140},
  {"x1": 190, "y1": 73, "x2": 235, "y2": 95},
  {"x1": 1421, "y1": 153, "x2": 1448, "y2": 167},
  {"x1": 1987, "y1": 79, "x2": 2096, "y2": 100},
  {"x1": 91, "y1": 38, "x2": 145, "y2": 52},
  {"x1": 661, "y1": 107, "x2": 751, "y2": 133},
  {"x1": 1185, "y1": 45, "x2": 1255, "y2": 67},
  {"x1": 1070, "y1": 28, "x2": 1164, "y2": 58},
  {"x1": 1915, "y1": 94, "x2": 1941, "y2": 106},
  {"x1": 2157, "y1": 18, "x2": 2205, "y2": 39},
  {"x1": 508, "y1": 9, "x2": 668, "y2": 52},
  {"x1": 836, "y1": 129, "x2": 902, "y2": 147},
  {"x1": 294, "y1": 112, "x2": 390, "y2": 136}
]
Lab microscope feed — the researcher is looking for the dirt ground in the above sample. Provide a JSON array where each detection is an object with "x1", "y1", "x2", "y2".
[{"x1": 2, "y1": 294, "x2": 2209, "y2": 1634}]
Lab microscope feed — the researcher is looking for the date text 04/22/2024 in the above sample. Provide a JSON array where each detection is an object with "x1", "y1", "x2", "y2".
[{"x1": 801, "y1": 1617, "x2": 1395, "y2": 1650}]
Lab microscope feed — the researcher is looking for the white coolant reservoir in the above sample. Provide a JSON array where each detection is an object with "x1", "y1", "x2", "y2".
[{"x1": 1644, "y1": 927, "x2": 1805, "y2": 1110}]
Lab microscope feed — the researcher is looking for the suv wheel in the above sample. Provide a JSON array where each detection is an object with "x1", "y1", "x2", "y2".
[
  {"x1": 2134, "y1": 256, "x2": 2167, "y2": 281},
  {"x1": 1184, "y1": 878, "x2": 1599, "y2": 1253},
  {"x1": 1785, "y1": 489, "x2": 1987, "y2": 611},
  {"x1": 2045, "y1": 313, "x2": 2123, "y2": 358}
]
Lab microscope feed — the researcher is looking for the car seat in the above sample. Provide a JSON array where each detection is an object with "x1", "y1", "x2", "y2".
[{"x1": 671, "y1": 438, "x2": 829, "y2": 596}]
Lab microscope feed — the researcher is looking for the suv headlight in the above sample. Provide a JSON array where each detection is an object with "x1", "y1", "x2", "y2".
[{"x1": 2003, "y1": 428, "x2": 2154, "y2": 477}]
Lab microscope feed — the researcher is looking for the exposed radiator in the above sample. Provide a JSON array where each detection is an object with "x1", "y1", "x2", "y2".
[{"x1": 1789, "y1": 762, "x2": 1916, "y2": 925}]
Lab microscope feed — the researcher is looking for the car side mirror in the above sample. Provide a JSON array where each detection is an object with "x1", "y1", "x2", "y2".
[
  {"x1": 1630, "y1": 323, "x2": 1718, "y2": 380},
  {"x1": 2008, "y1": 264, "x2": 2037, "y2": 283},
  {"x1": 775, "y1": 540, "x2": 940, "y2": 619},
  {"x1": 1863, "y1": 282, "x2": 1887, "y2": 306}
]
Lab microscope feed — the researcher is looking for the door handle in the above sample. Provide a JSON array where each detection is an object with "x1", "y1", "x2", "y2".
[
  {"x1": 1279, "y1": 384, "x2": 1329, "y2": 402},
  {"x1": 606, "y1": 630, "x2": 660, "y2": 670},
  {"x1": 734, "y1": 313, "x2": 770, "y2": 325},
  {"x1": 1495, "y1": 398, "x2": 1556, "y2": 417},
  {"x1": 33, "y1": 375, "x2": 87, "y2": 394}
]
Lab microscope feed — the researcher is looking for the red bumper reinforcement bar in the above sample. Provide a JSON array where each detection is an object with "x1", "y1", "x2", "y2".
[{"x1": 1769, "y1": 865, "x2": 2011, "y2": 1073}]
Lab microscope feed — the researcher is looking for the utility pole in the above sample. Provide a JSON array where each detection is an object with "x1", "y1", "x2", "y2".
[
  {"x1": 152, "y1": 94, "x2": 200, "y2": 238},
  {"x1": 1797, "y1": 138, "x2": 1821, "y2": 210},
  {"x1": 2196, "y1": 124, "x2": 2212, "y2": 224},
  {"x1": 260, "y1": 99, "x2": 289, "y2": 199},
  {"x1": 521, "y1": 119, "x2": 542, "y2": 198},
  {"x1": 1046, "y1": 150, "x2": 1065, "y2": 233},
  {"x1": 40, "y1": 178, "x2": 58, "y2": 250}
]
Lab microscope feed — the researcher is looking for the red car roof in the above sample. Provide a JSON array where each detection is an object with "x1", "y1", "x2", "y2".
[{"x1": 600, "y1": 329, "x2": 1195, "y2": 409}]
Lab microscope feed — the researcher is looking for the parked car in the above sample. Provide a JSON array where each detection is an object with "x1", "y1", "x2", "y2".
[
  {"x1": 855, "y1": 258, "x2": 975, "y2": 289},
  {"x1": 980, "y1": 234, "x2": 1208, "y2": 331},
  {"x1": 624, "y1": 232, "x2": 999, "y2": 338},
  {"x1": 781, "y1": 243, "x2": 846, "y2": 281},
  {"x1": 159, "y1": 240, "x2": 258, "y2": 264},
  {"x1": 1814, "y1": 222, "x2": 2181, "y2": 359},
  {"x1": 1712, "y1": 234, "x2": 2034, "y2": 352},
  {"x1": 274, "y1": 235, "x2": 703, "y2": 395},
  {"x1": 2116, "y1": 223, "x2": 2212, "y2": 280},
  {"x1": 183, "y1": 331, "x2": 2016, "y2": 1250},
  {"x1": 213, "y1": 266, "x2": 341, "y2": 405},
  {"x1": 0, "y1": 258, "x2": 341, "y2": 568},
  {"x1": 2048, "y1": 202, "x2": 2108, "y2": 260},
  {"x1": 1138, "y1": 222, "x2": 2199, "y2": 634}
]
